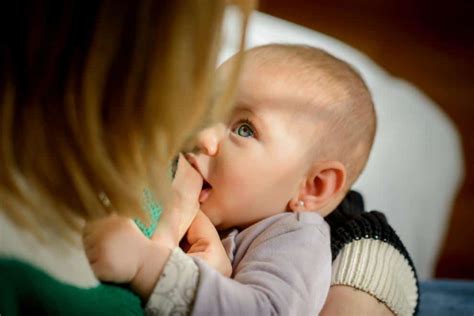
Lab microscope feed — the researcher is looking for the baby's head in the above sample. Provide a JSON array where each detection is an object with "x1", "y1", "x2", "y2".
[{"x1": 187, "y1": 44, "x2": 376, "y2": 230}]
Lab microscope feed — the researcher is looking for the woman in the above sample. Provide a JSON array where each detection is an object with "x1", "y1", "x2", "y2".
[{"x1": 0, "y1": 1, "x2": 417, "y2": 315}]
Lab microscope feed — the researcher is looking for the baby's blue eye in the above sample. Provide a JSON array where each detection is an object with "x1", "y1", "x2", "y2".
[{"x1": 235, "y1": 123, "x2": 255, "y2": 138}]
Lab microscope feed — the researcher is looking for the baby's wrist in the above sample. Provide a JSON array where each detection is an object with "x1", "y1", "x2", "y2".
[{"x1": 130, "y1": 241, "x2": 173, "y2": 301}]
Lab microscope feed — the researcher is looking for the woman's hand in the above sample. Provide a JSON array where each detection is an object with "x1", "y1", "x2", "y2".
[
  {"x1": 152, "y1": 154, "x2": 203, "y2": 248},
  {"x1": 185, "y1": 211, "x2": 232, "y2": 277}
]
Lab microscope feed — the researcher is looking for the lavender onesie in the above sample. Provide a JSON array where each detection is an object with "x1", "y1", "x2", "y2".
[{"x1": 146, "y1": 211, "x2": 331, "y2": 315}]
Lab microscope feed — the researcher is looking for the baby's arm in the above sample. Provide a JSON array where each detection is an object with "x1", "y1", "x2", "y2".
[
  {"x1": 190, "y1": 215, "x2": 332, "y2": 315},
  {"x1": 146, "y1": 214, "x2": 332, "y2": 316},
  {"x1": 83, "y1": 155, "x2": 231, "y2": 301},
  {"x1": 82, "y1": 215, "x2": 172, "y2": 299},
  {"x1": 151, "y1": 154, "x2": 203, "y2": 249},
  {"x1": 145, "y1": 211, "x2": 232, "y2": 315},
  {"x1": 150, "y1": 155, "x2": 231, "y2": 276},
  {"x1": 83, "y1": 155, "x2": 201, "y2": 299},
  {"x1": 185, "y1": 210, "x2": 232, "y2": 277},
  {"x1": 82, "y1": 211, "x2": 231, "y2": 305}
]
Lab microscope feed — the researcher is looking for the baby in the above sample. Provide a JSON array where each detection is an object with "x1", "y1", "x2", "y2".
[{"x1": 84, "y1": 44, "x2": 376, "y2": 315}]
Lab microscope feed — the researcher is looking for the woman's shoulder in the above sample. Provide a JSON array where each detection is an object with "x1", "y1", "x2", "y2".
[
  {"x1": 0, "y1": 212, "x2": 97, "y2": 287},
  {"x1": 327, "y1": 191, "x2": 419, "y2": 315},
  {"x1": 326, "y1": 191, "x2": 410, "y2": 260}
]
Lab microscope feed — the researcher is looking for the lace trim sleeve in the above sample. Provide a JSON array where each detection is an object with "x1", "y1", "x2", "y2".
[{"x1": 145, "y1": 247, "x2": 199, "y2": 316}]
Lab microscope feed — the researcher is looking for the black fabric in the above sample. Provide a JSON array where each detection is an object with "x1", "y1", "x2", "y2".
[{"x1": 326, "y1": 190, "x2": 420, "y2": 313}]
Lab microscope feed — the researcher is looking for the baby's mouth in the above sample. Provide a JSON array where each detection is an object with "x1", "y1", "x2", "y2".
[{"x1": 199, "y1": 179, "x2": 212, "y2": 203}]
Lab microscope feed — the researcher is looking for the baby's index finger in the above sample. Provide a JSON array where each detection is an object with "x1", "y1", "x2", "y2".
[
  {"x1": 137, "y1": 154, "x2": 202, "y2": 240},
  {"x1": 173, "y1": 153, "x2": 203, "y2": 189}
]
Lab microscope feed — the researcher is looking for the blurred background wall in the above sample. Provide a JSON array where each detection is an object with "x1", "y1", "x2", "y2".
[{"x1": 258, "y1": 0, "x2": 473, "y2": 279}]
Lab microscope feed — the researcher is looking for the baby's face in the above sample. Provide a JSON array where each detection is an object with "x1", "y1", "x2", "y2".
[{"x1": 186, "y1": 64, "x2": 320, "y2": 230}]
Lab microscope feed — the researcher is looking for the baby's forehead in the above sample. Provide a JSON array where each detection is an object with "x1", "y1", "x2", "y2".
[
  {"x1": 244, "y1": 52, "x2": 349, "y2": 103},
  {"x1": 230, "y1": 45, "x2": 363, "y2": 130},
  {"x1": 234, "y1": 83, "x2": 329, "y2": 145},
  {"x1": 239, "y1": 63, "x2": 346, "y2": 124}
]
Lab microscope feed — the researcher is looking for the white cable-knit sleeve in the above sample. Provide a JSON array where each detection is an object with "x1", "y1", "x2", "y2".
[{"x1": 331, "y1": 239, "x2": 418, "y2": 316}]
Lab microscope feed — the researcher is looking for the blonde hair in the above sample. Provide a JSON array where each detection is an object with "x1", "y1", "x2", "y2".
[
  {"x1": 0, "y1": 1, "x2": 254, "y2": 239},
  {"x1": 245, "y1": 44, "x2": 377, "y2": 187}
]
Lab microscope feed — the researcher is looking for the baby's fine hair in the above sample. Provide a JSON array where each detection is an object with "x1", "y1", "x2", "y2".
[{"x1": 245, "y1": 44, "x2": 376, "y2": 188}]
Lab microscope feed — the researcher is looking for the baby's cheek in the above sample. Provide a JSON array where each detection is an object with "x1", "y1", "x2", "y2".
[
  {"x1": 214, "y1": 158, "x2": 257, "y2": 203},
  {"x1": 220, "y1": 175, "x2": 253, "y2": 206},
  {"x1": 221, "y1": 176, "x2": 243, "y2": 197}
]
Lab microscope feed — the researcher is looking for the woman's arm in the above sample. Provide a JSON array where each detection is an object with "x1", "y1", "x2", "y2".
[
  {"x1": 321, "y1": 285, "x2": 394, "y2": 315},
  {"x1": 82, "y1": 155, "x2": 203, "y2": 300}
]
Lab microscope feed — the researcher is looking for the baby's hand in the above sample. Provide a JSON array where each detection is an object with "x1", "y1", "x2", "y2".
[
  {"x1": 185, "y1": 211, "x2": 232, "y2": 277},
  {"x1": 152, "y1": 153, "x2": 203, "y2": 248},
  {"x1": 82, "y1": 215, "x2": 151, "y2": 284}
]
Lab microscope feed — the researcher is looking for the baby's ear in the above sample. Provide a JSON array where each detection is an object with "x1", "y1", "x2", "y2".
[{"x1": 288, "y1": 161, "x2": 346, "y2": 217}]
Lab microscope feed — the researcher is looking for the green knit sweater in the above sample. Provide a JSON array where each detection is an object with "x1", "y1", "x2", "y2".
[{"x1": 0, "y1": 258, "x2": 143, "y2": 315}]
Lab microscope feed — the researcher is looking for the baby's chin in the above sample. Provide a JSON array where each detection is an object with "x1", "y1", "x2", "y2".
[
  {"x1": 200, "y1": 203, "x2": 215, "y2": 221},
  {"x1": 200, "y1": 203, "x2": 226, "y2": 229}
]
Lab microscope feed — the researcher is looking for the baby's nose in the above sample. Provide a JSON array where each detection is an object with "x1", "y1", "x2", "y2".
[{"x1": 195, "y1": 124, "x2": 223, "y2": 156}]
